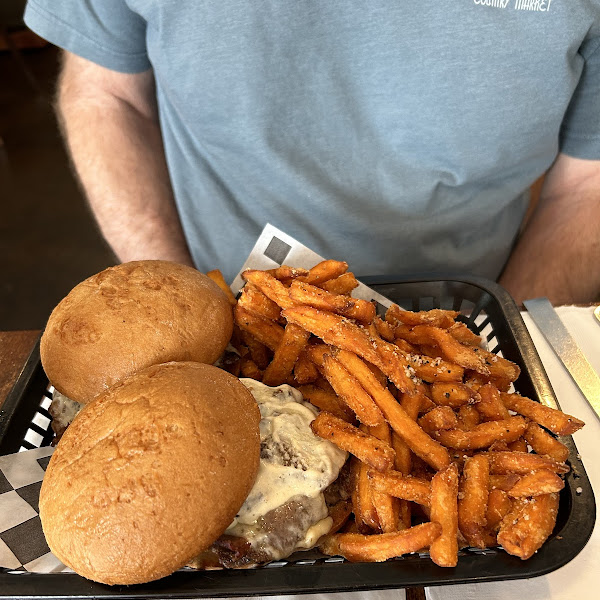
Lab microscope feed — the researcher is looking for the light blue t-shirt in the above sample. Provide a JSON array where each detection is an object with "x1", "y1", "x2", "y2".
[{"x1": 25, "y1": 0, "x2": 600, "y2": 282}]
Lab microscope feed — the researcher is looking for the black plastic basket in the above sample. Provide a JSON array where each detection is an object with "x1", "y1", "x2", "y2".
[{"x1": 0, "y1": 276, "x2": 595, "y2": 599}]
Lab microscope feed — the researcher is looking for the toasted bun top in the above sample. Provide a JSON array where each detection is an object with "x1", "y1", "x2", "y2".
[
  {"x1": 40, "y1": 260, "x2": 234, "y2": 403},
  {"x1": 39, "y1": 361, "x2": 261, "y2": 585}
]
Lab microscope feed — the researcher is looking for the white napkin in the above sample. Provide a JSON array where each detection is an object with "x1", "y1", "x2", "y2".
[{"x1": 426, "y1": 305, "x2": 600, "y2": 600}]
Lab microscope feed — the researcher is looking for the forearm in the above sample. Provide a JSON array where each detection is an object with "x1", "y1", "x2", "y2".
[
  {"x1": 500, "y1": 159, "x2": 600, "y2": 305},
  {"x1": 57, "y1": 59, "x2": 193, "y2": 266}
]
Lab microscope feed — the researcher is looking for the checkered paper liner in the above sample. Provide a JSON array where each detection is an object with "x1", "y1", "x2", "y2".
[
  {"x1": 0, "y1": 223, "x2": 394, "y2": 574},
  {"x1": 0, "y1": 446, "x2": 69, "y2": 573}
]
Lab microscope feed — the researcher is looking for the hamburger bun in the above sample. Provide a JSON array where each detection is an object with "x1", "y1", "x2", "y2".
[
  {"x1": 40, "y1": 260, "x2": 234, "y2": 404},
  {"x1": 39, "y1": 361, "x2": 261, "y2": 585}
]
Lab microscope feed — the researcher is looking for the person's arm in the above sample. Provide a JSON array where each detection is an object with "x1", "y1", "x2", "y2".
[
  {"x1": 56, "y1": 51, "x2": 194, "y2": 266},
  {"x1": 499, "y1": 153, "x2": 600, "y2": 305}
]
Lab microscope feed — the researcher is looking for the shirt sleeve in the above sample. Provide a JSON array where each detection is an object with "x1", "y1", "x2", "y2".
[
  {"x1": 559, "y1": 36, "x2": 600, "y2": 159},
  {"x1": 24, "y1": 0, "x2": 151, "y2": 73}
]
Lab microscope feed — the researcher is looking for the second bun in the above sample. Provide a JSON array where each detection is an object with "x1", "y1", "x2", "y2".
[
  {"x1": 39, "y1": 361, "x2": 261, "y2": 585},
  {"x1": 40, "y1": 260, "x2": 234, "y2": 403}
]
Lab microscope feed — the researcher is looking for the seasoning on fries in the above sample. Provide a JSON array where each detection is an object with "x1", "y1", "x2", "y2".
[{"x1": 220, "y1": 260, "x2": 586, "y2": 566}]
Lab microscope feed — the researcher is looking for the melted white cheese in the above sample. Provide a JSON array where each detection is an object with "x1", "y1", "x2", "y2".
[
  {"x1": 50, "y1": 390, "x2": 82, "y2": 431},
  {"x1": 296, "y1": 516, "x2": 334, "y2": 550},
  {"x1": 226, "y1": 379, "x2": 347, "y2": 532}
]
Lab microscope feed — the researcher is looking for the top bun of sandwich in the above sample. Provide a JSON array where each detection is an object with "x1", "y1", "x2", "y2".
[
  {"x1": 40, "y1": 260, "x2": 234, "y2": 404},
  {"x1": 39, "y1": 361, "x2": 261, "y2": 586}
]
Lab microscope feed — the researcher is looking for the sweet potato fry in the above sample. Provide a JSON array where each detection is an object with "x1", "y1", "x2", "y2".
[
  {"x1": 431, "y1": 382, "x2": 478, "y2": 408},
  {"x1": 319, "y1": 522, "x2": 442, "y2": 562},
  {"x1": 489, "y1": 473, "x2": 521, "y2": 491},
  {"x1": 435, "y1": 416, "x2": 528, "y2": 450},
  {"x1": 392, "y1": 431, "x2": 412, "y2": 474},
  {"x1": 293, "y1": 349, "x2": 320, "y2": 384},
  {"x1": 488, "y1": 440, "x2": 510, "y2": 453},
  {"x1": 283, "y1": 306, "x2": 418, "y2": 394},
  {"x1": 352, "y1": 457, "x2": 380, "y2": 532},
  {"x1": 392, "y1": 323, "x2": 432, "y2": 346},
  {"x1": 283, "y1": 306, "x2": 380, "y2": 363},
  {"x1": 497, "y1": 493, "x2": 559, "y2": 560},
  {"x1": 390, "y1": 430, "x2": 413, "y2": 530},
  {"x1": 306, "y1": 342, "x2": 334, "y2": 369},
  {"x1": 297, "y1": 384, "x2": 355, "y2": 422},
  {"x1": 301, "y1": 259, "x2": 349, "y2": 286},
  {"x1": 475, "y1": 383, "x2": 511, "y2": 421},
  {"x1": 393, "y1": 337, "x2": 417, "y2": 354},
  {"x1": 486, "y1": 451, "x2": 570, "y2": 475},
  {"x1": 239, "y1": 329, "x2": 271, "y2": 370},
  {"x1": 507, "y1": 437, "x2": 528, "y2": 453},
  {"x1": 233, "y1": 260, "x2": 585, "y2": 566},
  {"x1": 320, "y1": 272, "x2": 360, "y2": 295},
  {"x1": 266, "y1": 265, "x2": 309, "y2": 283},
  {"x1": 237, "y1": 283, "x2": 282, "y2": 321},
  {"x1": 321, "y1": 354, "x2": 385, "y2": 426},
  {"x1": 242, "y1": 269, "x2": 297, "y2": 310},
  {"x1": 386, "y1": 305, "x2": 459, "y2": 329},
  {"x1": 457, "y1": 404, "x2": 481, "y2": 430},
  {"x1": 400, "y1": 391, "x2": 427, "y2": 420},
  {"x1": 206, "y1": 269, "x2": 237, "y2": 305},
  {"x1": 418, "y1": 406, "x2": 459, "y2": 434},
  {"x1": 311, "y1": 412, "x2": 395, "y2": 471},
  {"x1": 411, "y1": 325, "x2": 490, "y2": 376},
  {"x1": 486, "y1": 488, "x2": 513, "y2": 531},
  {"x1": 472, "y1": 348, "x2": 521, "y2": 383},
  {"x1": 372, "y1": 316, "x2": 396, "y2": 342},
  {"x1": 334, "y1": 349, "x2": 451, "y2": 471},
  {"x1": 400, "y1": 351, "x2": 465, "y2": 383},
  {"x1": 466, "y1": 372, "x2": 512, "y2": 393},
  {"x1": 368, "y1": 469, "x2": 432, "y2": 507},
  {"x1": 429, "y1": 463, "x2": 459, "y2": 567},
  {"x1": 239, "y1": 356, "x2": 263, "y2": 380},
  {"x1": 523, "y1": 422, "x2": 570, "y2": 463},
  {"x1": 501, "y1": 392, "x2": 585, "y2": 436},
  {"x1": 289, "y1": 280, "x2": 376, "y2": 324},
  {"x1": 369, "y1": 422, "x2": 400, "y2": 533},
  {"x1": 458, "y1": 454, "x2": 490, "y2": 548},
  {"x1": 507, "y1": 469, "x2": 565, "y2": 498},
  {"x1": 234, "y1": 305, "x2": 284, "y2": 351},
  {"x1": 421, "y1": 389, "x2": 439, "y2": 412},
  {"x1": 373, "y1": 340, "x2": 420, "y2": 395},
  {"x1": 397, "y1": 502, "x2": 412, "y2": 531},
  {"x1": 262, "y1": 323, "x2": 311, "y2": 386},
  {"x1": 448, "y1": 322, "x2": 482, "y2": 346},
  {"x1": 365, "y1": 361, "x2": 388, "y2": 388}
]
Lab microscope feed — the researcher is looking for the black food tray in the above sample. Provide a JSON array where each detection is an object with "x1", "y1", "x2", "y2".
[{"x1": 0, "y1": 275, "x2": 595, "y2": 599}]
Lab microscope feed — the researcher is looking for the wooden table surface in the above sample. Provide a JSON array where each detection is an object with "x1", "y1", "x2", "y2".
[
  {"x1": 0, "y1": 330, "x2": 40, "y2": 409},
  {"x1": 0, "y1": 329, "x2": 426, "y2": 600}
]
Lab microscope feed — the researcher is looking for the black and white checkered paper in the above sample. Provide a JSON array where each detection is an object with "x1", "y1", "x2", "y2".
[{"x1": 0, "y1": 446, "x2": 72, "y2": 572}]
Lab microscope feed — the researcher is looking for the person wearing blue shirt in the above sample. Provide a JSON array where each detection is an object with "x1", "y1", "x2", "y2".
[{"x1": 24, "y1": 0, "x2": 600, "y2": 304}]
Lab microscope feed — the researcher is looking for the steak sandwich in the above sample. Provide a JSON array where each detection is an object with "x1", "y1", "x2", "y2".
[
  {"x1": 39, "y1": 362, "x2": 262, "y2": 585},
  {"x1": 40, "y1": 369, "x2": 348, "y2": 584}
]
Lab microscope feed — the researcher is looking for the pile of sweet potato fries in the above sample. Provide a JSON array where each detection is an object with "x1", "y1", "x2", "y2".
[{"x1": 207, "y1": 261, "x2": 585, "y2": 567}]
